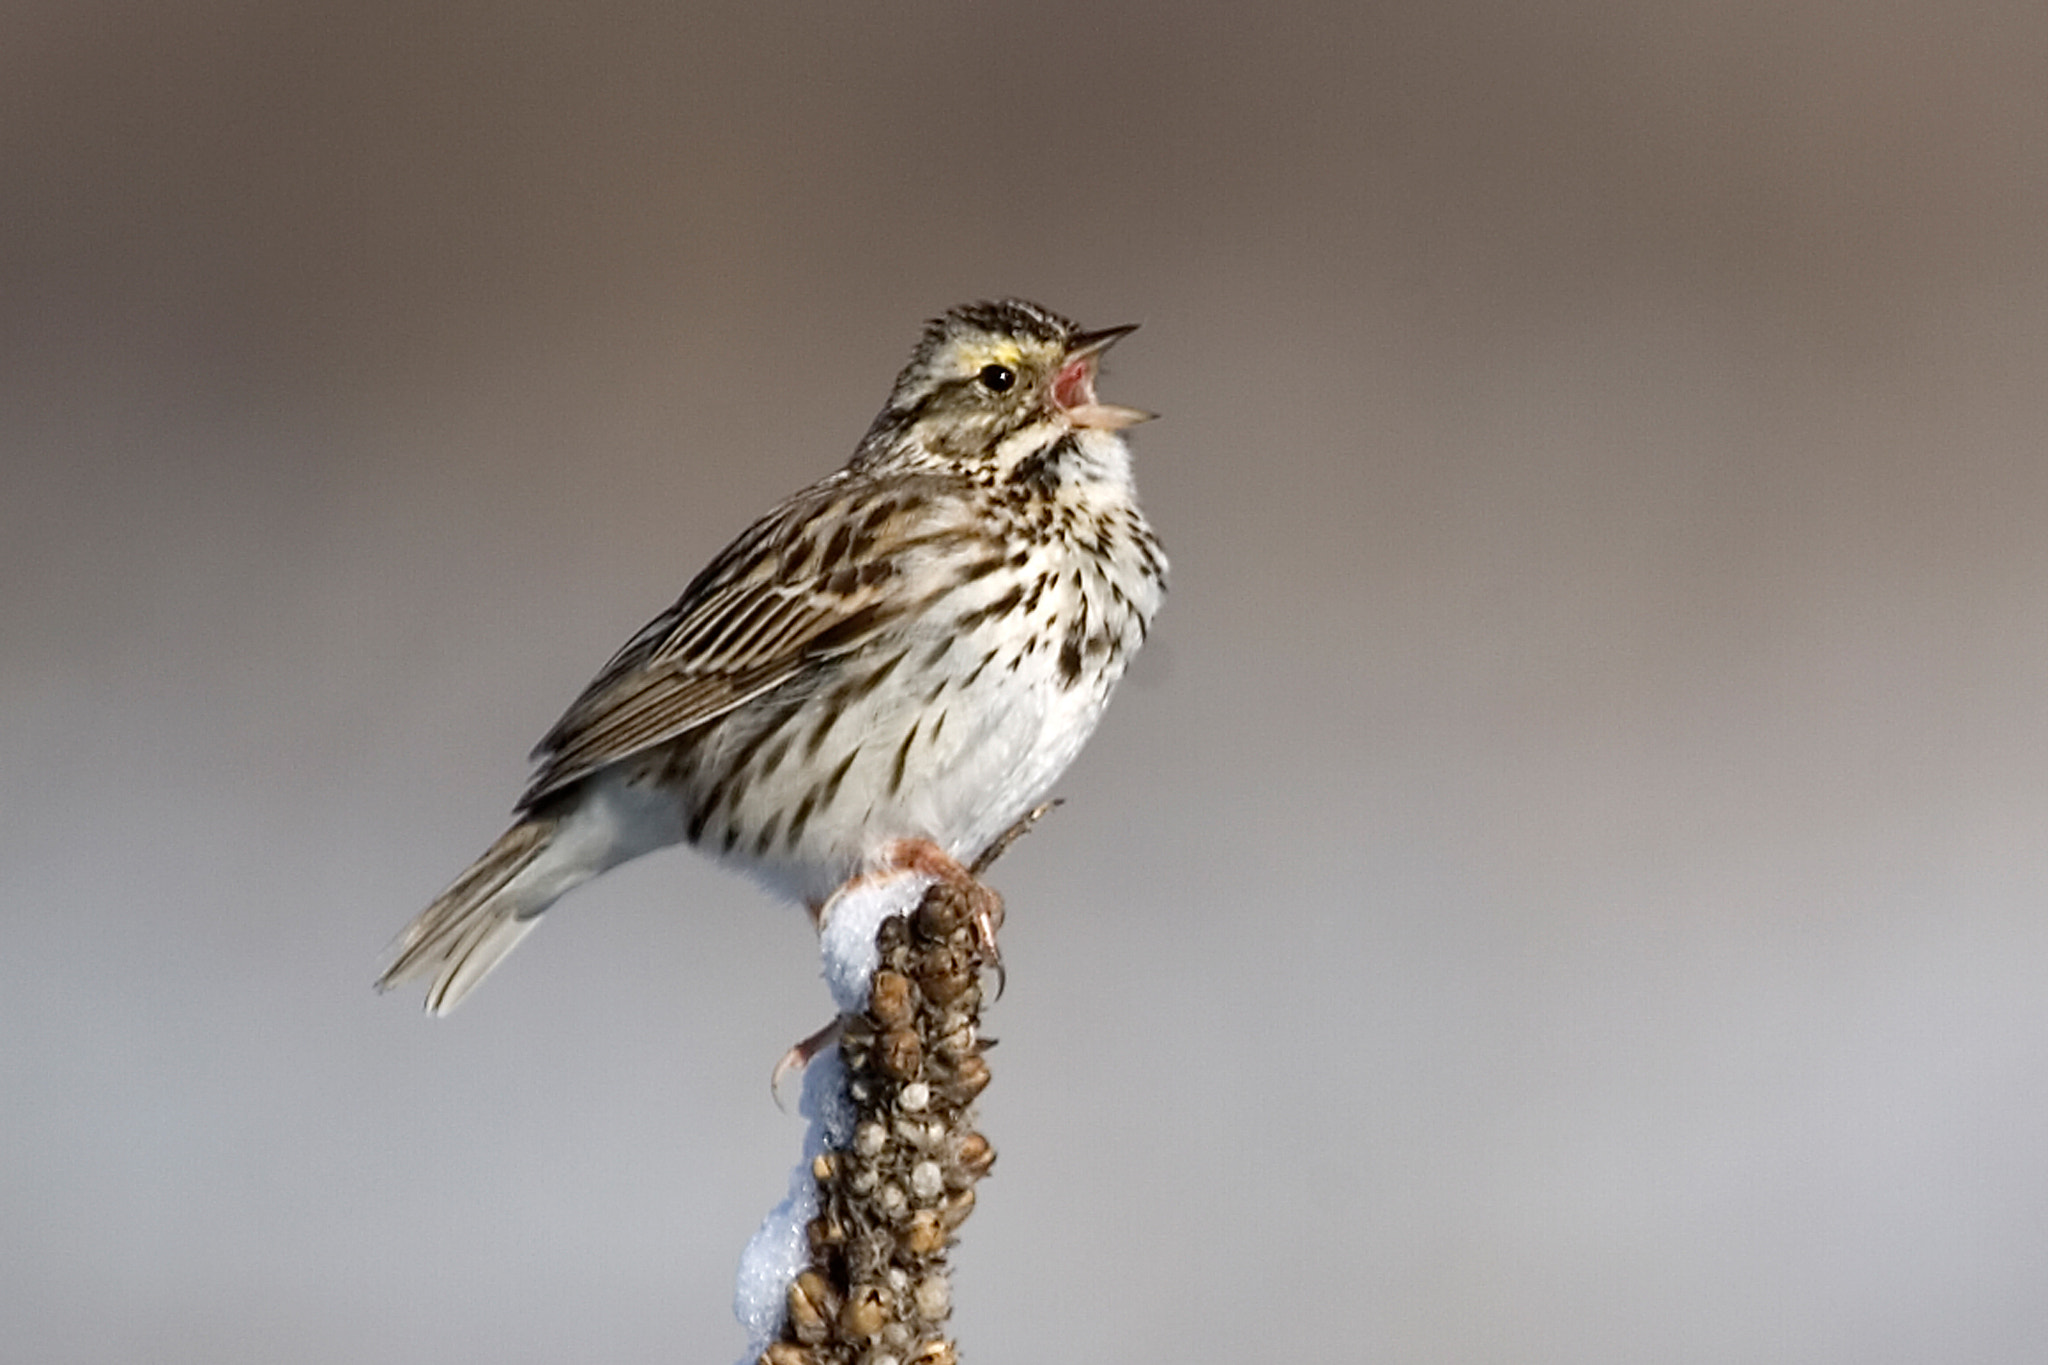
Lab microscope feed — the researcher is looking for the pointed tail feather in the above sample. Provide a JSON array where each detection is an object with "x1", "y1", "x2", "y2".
[{"x1": 378, "y1": 818, "x2": 558, "y2": 1014}]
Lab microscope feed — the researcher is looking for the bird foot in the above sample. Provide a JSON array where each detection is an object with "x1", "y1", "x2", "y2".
[
  {"x1": 878, "y1": 838, "x2": 1006, "y2": 995},
  {"x1": 792, "y1": 817, "x2": 1045, "y2": 1081}
]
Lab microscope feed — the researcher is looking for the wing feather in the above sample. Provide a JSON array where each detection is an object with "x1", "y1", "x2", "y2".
[{"x1": 517, "y1": 474, "x2": 960, "y2": 808}]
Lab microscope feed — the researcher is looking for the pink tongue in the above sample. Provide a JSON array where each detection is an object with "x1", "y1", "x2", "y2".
[{"x1": 1053, "y1": 358, "x2": 1094, "y2": 411}]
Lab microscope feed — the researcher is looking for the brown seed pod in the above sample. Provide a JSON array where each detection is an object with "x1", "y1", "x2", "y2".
[
  {"x1": 868, "y1": 970, "x2": 915, "y2": 1028},
  {"x1": 760, "y1": 1341, "x2": 816, "y2": 1365},
  {"x1": 838, "y1": 1284, "x2": 888, "y2": 1340},
  {"x1": 936, "y1": 1187, "x2": 976, "y2": 1232},
  {"x1": 911, "y1": 885, "x2": 969, "y2": 941},
  {"x1": 939, "y1": 1054, "x2": 990, "y2": 1104},
  {"x1": 787, "y1": 1271, "x2": 839, "y2": 1344},
  {"x1": 929, "y1": 1022, "x2": 977, "y2": 1063},
  {"x1": 904, "y1": 1210, "x2": 946, "y2": 1256},
  {"x1": 953, "y1": 1131, "x2": 994, "y2": 1182},
  {"x1": 878, "y1": 1028, "x2": 923, "y2": 1079},
  {"x1": 918, "y1": 950, "x2": 977, "y2": 1006},
  {"x1": 875, "y1": 914, "x2": 911, "y2": 956}
]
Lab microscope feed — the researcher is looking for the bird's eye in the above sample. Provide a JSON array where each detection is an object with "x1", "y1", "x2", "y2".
[{"x1": 977, "y1": 363, "x2": 1016, "y2": 393}]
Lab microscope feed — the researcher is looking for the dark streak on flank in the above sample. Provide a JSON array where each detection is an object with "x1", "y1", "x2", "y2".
[
  {"x1": 816, "y1": 746, "x2": 859, "y2": 811},
  {"x1": 953, "y1": 582, "x2": 1025, "y2": 631},
  {"x1": 756, "y1": 732, "x2": 794, "y2": 781},
  {"x1": 956, "y1": 554, "x2": 1008, "y2": 584},
  {"x1": 960, "y1": 647, "x2": 999, "y2": 689},
  {"x1": 1020, "y1": 570, "x2": 1052, "y2": 615},
  {"x1": 842, "y1": 648, "x2": 907, "y2": 707},
  {"x1": 1058, "y1": 635, "x2": 1084, "y2": 687},
  {"x1": 888, "y1": 721, "x2": 919, "y2": 797},
  {"x1": 786, "y1": 788, "x2": 820, "y2": 849}
]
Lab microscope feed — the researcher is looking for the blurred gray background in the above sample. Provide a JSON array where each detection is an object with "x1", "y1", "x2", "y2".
[{"x1": 5, "y1": 3, "x2": 2045, "y2": 1361}]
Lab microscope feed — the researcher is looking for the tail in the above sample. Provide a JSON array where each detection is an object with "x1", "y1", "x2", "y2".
[{"x1": 377, "y1": 818, "x2": 561, "y2": 1014}]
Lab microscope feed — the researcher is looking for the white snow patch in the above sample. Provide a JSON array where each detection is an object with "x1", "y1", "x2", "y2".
[{"x1": 818, "y1": 870, "x2": 935, "y2": 1014}]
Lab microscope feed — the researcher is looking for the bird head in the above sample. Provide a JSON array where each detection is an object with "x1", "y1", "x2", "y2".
[{"x1": 862, "y1": 299, "x2": 1153, "y2": 477}]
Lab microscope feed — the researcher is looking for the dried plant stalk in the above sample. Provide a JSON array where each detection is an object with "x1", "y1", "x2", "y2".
[{"x1": 760, "y1": 875, "x2": 999, "y2": 1365}]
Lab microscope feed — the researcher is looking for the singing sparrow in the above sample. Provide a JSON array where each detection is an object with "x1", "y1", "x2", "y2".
[{"x1": 378, "y1": 299, "x2": 1167, "y2": 1012}]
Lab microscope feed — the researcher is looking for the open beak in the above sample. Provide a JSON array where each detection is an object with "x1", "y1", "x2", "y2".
[{"x1": 1052, "y1": 322, "x2": 1154, "y2": 431}]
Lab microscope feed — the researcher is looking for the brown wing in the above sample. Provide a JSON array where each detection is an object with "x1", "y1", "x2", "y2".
[{"x1": 516, "y1": 471, "x2": 959, "y2": 809}]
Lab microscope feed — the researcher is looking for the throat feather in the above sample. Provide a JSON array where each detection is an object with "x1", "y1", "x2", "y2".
[{"x1": 1009, "y1": 432, "x2": 1077, "y2": 490}]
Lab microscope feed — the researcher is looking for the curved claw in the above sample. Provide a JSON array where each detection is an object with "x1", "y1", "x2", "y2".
[
  {"x1": 771, "y1": 1015, "x2": 846, "y2": 1112},
  {"x1": 970, "y1": 895, "x2": 1006, "y2": 1000}
]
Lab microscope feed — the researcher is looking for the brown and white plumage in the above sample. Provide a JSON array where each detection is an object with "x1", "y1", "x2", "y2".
[{"x1": 378, "y1": 299, "x2": 1166, "y2": 1013}]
